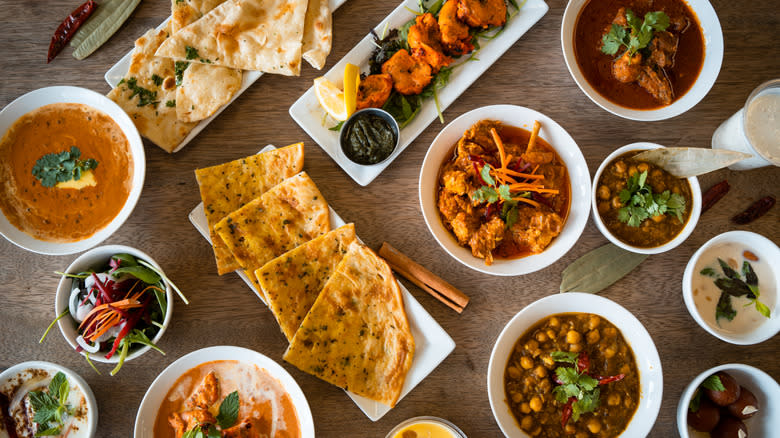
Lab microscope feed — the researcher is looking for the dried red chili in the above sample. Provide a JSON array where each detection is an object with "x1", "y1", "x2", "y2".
[
  {"x1": 701, "y1": 180, "x2": 730, "y2": 214},
  {"x1": 732, "y1": 195, "x2": 776, "y2": 225},
  {"x1": 47, "y1": 0, "x2": 98, "y2": 63},
  {"x1": 561, "y1": 396, "x2": 576, "y2": 428}
]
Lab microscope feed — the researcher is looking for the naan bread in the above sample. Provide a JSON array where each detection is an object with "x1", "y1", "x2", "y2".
[
  {"x1": 155, "y1": 0, "x2": 309, "y2": 76},
  {"x1": 284, "y1": 241, "x2": 415, "y2": 407},
  {"x1": 256, "y1": 224, "x2": 356, "y2": 341},
  {"x1": 107, "y1": 26, "x2": 197, "y2": 152},
  {"x1": 171, "y1": 0, "x2": 228, "y2": 33},
  {"x1": 195, "y1": 143, "x2": 304, "y2": 274},
  {"x1": 214, "y1": 172, "x2": 330, "y2": 288},
  {"x1": 301, "y1": 0, "x2": 332, "y2": 70},
  {"x1": 176, "y1": 62, "x2": 242, "y2": 123}
]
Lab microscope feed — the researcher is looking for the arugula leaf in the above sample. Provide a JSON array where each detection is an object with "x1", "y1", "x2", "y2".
[
  {"x1": 701, "y1": 374, "x2": 725, "y2": 392},
  {"x1": 216, "y1": 391, "x2": 240, "y2": 429},
  {"x1": 111, "y1": 253, "x2": 138, "y2": 267},
  {"x1": 32, "y1": 146, "x2": 99, "y2": 188}
]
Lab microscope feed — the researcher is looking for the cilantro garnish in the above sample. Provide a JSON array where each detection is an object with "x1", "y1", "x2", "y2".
[
  {"x1": 601, "y1": 10, "x2": 670, "y2": 57},
  {"x1": 175, "y1": 61, "x2": 190, "y2": 86},
  {"x1": 616, "y1": 170, "x2": 686, "y2": 227},
  {"x1": 151, "y1": 74, "x2": 163, "y2": 86},
  {"x1": 470, "y1": 164, "x2": 531, "y2": 229},
  {"x1": 185, "y1": 45, "x2": 200, "y2": 60},
  {"x1": 166, "y1": 100, "x2": 176, "y2": 108},
  {"x1": 28, "y1": 371, "x2": 73, "y2": 436},
  {"x1": 122, "y1": 76, "x2": 159, "y2": 107},
  {"x1": 32, "y1": 146, "x2": 98, "y2": 188},
  {"x1": 551, "y1": 353, "x2": 601, "y2": 423},
  {"x1": 706, "y1": 258, "x2": 770, "y2": 323}
]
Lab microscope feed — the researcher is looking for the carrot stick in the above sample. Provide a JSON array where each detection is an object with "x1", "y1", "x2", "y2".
[
  {"x1": 514, "y1": 197, "x2": 541, "y2": 207},
  {"x1": 499, "y1": 169, "x2": 544, "y2": 179},
  {"x1": 491, "y1": 128, "x2": 507, "y2": 169}
]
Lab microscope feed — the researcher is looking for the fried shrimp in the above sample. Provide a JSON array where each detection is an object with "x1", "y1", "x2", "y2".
[
  {"x1": 381, "y1": 49, "x2": 433, "y2": 95},
  {"x1": 456, "y1": 0, "x2": 507, "y2": 29},
  {"x1": 407, "y1": 12, "x2": 453, "y2": 73},
  {"x1": 356, "y1": 73, "x2": 393, "y2": 110},
  {"x1": 439, "y1": 0, "x2": 474, "y2": 55}
]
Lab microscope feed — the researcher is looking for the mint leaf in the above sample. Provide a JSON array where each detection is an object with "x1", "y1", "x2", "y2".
[
  {"x1": 216, "y1": 391, "x2": 240, "y2": 429},
  {"x1": 701, "y1": 375, "x2": 725, "y2": 392}
]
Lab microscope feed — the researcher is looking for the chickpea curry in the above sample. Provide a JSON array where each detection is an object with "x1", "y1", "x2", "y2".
[
  {"x1": 596, "y1": 151, "x2": 691, "y2": 248},
  {"x1": 504, "y1": 313, "x2": 639, "y2": 438},
  {"x1": 437, "y1": 120, "x2": 570, "y2": 265}
]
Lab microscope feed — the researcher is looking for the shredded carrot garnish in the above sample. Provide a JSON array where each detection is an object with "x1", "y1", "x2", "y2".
[
  {"x1": 513, "y1": 197, "x2": 541, "y2": 208},
  {"x1": 491, "y1": 128, "x2": 507, "y2": 169},
  {"x1": 528, "y1": 120, "x2": 541, "y2": 151},
  {"x1": 500, "y1": 168, "x2": 544, "y2": 179}
]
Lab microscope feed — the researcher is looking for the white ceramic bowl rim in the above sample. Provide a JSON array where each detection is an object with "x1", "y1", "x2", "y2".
[
  {"x1": 133, "y1": 346, "x2": 315, "y2": 438},
  {"x1": 0, "y1": 86, "x2": 146, "y2": 255},
  {"x1": 591, "y1": 142, "x2": 702, "y2": 254},
  {"x1": 487, "y1": 293, "x2": 663, "y2": 437},
  {"x1": 0, "y1": 360, "x2": 98, "y2": 437},
  {"x1": 419, "y1": 104, "x2": 591, "y2": 276},
  {"x1": 55, "y1": 245, "x2": 174, "y2": 364},
  {"x1": 561, "y1": 0, "x2": 724, "y2": 121},
  {"x1": 681, "y1": 230, "x2": 780, "y2": 345}
]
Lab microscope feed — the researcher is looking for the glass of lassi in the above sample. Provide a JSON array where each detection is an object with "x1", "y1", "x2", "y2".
[
  {"x1": 712, "y1": 78, "x2": 780, "y2": 170},
  {"x1": 386, "y1": 416, "x2": 467, "y2": 438}
]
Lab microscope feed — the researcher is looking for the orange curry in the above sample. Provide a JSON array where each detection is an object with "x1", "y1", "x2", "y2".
[{"x1": 0, "y1": 103, "x2": 132, "y2": 242}]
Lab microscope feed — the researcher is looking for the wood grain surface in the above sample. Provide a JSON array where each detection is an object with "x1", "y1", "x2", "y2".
[{"x1": 1, "y1": 1, "x2": 778, "y2": 437}]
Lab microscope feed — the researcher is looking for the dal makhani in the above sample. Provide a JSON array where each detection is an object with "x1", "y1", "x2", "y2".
[
  {"x1": 437, "y1": 120, "x2": 570, "y2": 265},
  {"x1": 0, "y1": 103, "x2": 132, "y2": 242}
]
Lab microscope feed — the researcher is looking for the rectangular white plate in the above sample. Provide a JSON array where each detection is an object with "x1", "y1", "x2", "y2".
[
  {"x1": 104, "y1": 0, "x2": 349, "y2": 153},
  {"x1": 188, "y1": 146, "x2": 455, "y2": 421},
  {"x1": 289, "y1": 0, "x2": 549, "y2": 185}
]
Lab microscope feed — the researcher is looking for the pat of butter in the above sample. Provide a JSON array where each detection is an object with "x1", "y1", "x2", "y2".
[{"x1": 56, "y1": 170, "x2": 96, "y2": 189}]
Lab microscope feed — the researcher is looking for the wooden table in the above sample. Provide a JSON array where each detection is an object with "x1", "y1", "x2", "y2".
[{"x1": 1, "y1": 1, "x2": 778, "y2": 436}]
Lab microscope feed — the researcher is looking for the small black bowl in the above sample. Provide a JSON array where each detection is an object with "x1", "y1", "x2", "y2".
[{"x1": 339, "y1": 108, "x2": 400, "y2": 166}]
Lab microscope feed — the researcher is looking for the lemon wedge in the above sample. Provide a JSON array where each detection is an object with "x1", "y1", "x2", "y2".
[
  {"x1": 344, "y1": 63, "x2": 360, "y2": 118},
  {"x1": 314, "y1": 77, "x2": 348, "y2": 121}
]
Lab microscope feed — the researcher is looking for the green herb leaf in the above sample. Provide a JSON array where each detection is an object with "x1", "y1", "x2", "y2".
[
  {"x1": 754, "y1": 299, "x2": 771, "y2": 318},
  {"x1": 175, "y1": 61, "x2": 189, "y2": 86},
  {"x1": 601, "y1": 24, "x2": 626, "y2": 55},
  {"x1": 480, "y1": 164, "x2": 495, "y2": 186},
  {"x1": 111, "y1": 253, "x2": 138, "y2": 267},
  {"x1": 497, "y1": 184, "x2": 513, "y2": 201},
  {"x1": 166, "y1": 100, "x2": 176, "y2": 108},
  {"x1": 701, "y1": 374, "x2": 725, "y2": 392},
  {"x1": 700, "y1": 267, "x2": 717, "y2": 277},
  {"x1": 617, "y1": 170, "x2": 685, "y2": 227},
  {"x1": 185, "y1": 45, "x2": 200, "y2": 60},
  {"x1": 689, "y1": 389, "x2": 702, "y2": 412},
  {"x1": 551, "y1": 351, "x2": 578, "y2": 364},
  {"x1": 151, "y1": 74, "x2": 163, "y2": 86},
  {"x1": 742, "y1": 261, "x2": 758, "y2": 286},
  {"x1": 572, "y1": 388, "x2": 600, "y2": 421},
  {"x1": 503, "y1": 203, "x2": 519, "y2": 229},
  {"x1": 123, "y1": 77, "x2": 159, "y2": 107},
  {"x1": 111, "y1": 265, "x2": 161, "y2": 284},
  {"x1": 29, "y1": 372, "x2": 71, "y2": 435},
  {"x1": 715, "y1": 292, "x2": 737, "y2": 322},
  {"x1": 329, "y1": 121, "x2": 345, "y2": 131},
  {"x1": 714, "y1": 277, "x2": 752, "y2": 297},
  {"x1": 32, "y1": 146, "x2": 99, "y2": 187},
  {"x1": 471, "y1": 186, "x2": 499, "y2": 204},
  {"x1": 216, "y1": 391, "x2": 240, "y2": 429},
  {"x1": 601, "y1": 9, "x2": 670, "y2": 57},
  {"x1": 718, "y1": 258, "x2": 740, "y2": 280}
]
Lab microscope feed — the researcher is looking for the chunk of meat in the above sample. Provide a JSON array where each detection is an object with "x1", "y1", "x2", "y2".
[
  {"x1": 181, "y1": 409, "x2": 216, "y2": 431},
  {"x1": 438, "y1": 0, "x2": 474, "y2": 55},
  {"x1": 669, "y1": 14, "x2": 690, "y2": 32},
  {"x1": 222, "y1": 418, "x2": 266, "y2": 438},
  {"x1": 509, "y1": 207, "x2": 563, "y2": 254},
  {"x1": 356, "y1": 74, "x2": 393, "y2": 110},
  {"x1": 637, "y1": 65, "x2": 673, "y2": 105},
  {"x1": 611, "y1": 7, "x2": 627, "y2": 27},
  {"x1": 611, "y1": 50, "x2": 642, "y2": 83},
  {"x1": 408, "y1": 13, "x2": 453, "y2": 73},
  {"x1": 647, "y1": 31, "x2": 678, "y2": 69},
  {"x1": 169, "y1": 412, "x2": 186, "y2": 438},
  {"x1": 451, "y1": 211, "x2": 480, "y2": 244},
  {"x1": 187, "y1": 371, "x2": 220, "y2": 409},
  {"x1": 442, "y1": 169, "x2": 471, "y2": 195},
  {"x1": 463, "y1": 119, "x2": 503, "y2": 152},
  {"x1": 381, "y1": 49, "x2": 433, "y2": 95},
  {"x1": 456, "y1": 0, "x2": 507, "y2": 28},
  {"x1": 438, "y1": 191, "x2": 474, "y2": 220},
  {"x1": 468, "y1": 215, "x2": 505, "y2": 265}
]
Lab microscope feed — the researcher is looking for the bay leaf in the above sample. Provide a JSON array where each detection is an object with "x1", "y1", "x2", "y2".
[
  {"x1": 560, "y1": 243, "x2": 648, "y2": 294},
  {"x1": 632, "y1": 147, "x2": 751, "y2": 178}
]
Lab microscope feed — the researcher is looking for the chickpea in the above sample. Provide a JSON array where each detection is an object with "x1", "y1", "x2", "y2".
[
  {"x1": 597, "y1": 185, "x2": 611, "y2": 200},
  {"x1": 604, "y1": 346, "x2": 617, "y2": 359},
  {"x1": 512, "y1": 392, "x2": 523, "y2": 403},
  {"x1": 539, "y1": 379, "x2": 552, "y2": 393},
  {"x1": 564, "y1": 423, "x2": 576, "y2": 434},
  {"x1": 614, "y1": 160, "x2": 627, "y2": 175},
  {"x1": 520, "y1": 356, "x2": 534, "y2": 369},
  {"x1": 548, "y1": 317, "x2": 560, "y2": 328},
  {"x1": 534, "y1": 365, "x2": 548, "y2": 379},
  {"x1": 535, "y1": 332, "x2": 548, "y2": 343},
  {"x1": 651, "y1": 169, "x2": 663, "y2": 179},
  {"x1": 607, "y1": 393, "x2": 622, "y2": 406},
  {"x1": 628, "y1": 164, "x2": 638, "y2": 176},
  {"x1": 530, "y1": 396, "x2": 543, "y2": 412},
  {"x1": 597, "y1": 201, "x2": 610, "y2": 214},
  {"x1": 651, "y1": 181, "x2": 666, "y2": 193},
  {"x1": 546, "y1": 329, "x2": 557, "y2": 340},
  {"x1": 587, "y1": 419, "x2": 602, "y2": 434},
  {"x1": 507, "y1": 366, "x2": 522, "y2": 379},
  {"x1": 530, "y1": 426, "x2": 542, "y2": 437},
  {"x1": 588, "y1": 315, "x2": 600, "y2": 330},
  {"x1": 586, "y1": 330, "x2": 601, "y2": 344},
  {"x1": 520, "y1": 402, "x2": 531, "y2": 414},
  {"x1": 525, "y1": 340, "x2": 539, "y2": 351},
  {"x1": 620, "y1": 344, "x2": 627, "y2": 354},
  {"x1": 566, "y1": 330, "x2": 582, "y2": 344},
  {"x1": 651, "y1": 214, "x2": 665, "y2": 223},
  {"x1": 611, "y1": 195, "x2": 622, "y2": 209},
  {"x1": 603, "y1": 327, "x2": 617, "y2": 338},
  {"x1": 521, "y1": 416, "x2": 534, "y2": 431},
  {"x1": 531, "y1": 348, "x2": 542, "y2": 358},
  {"x1": 672, "y1": 186, "x2": 680, "y2": 194},
  {"x1": 524, "y1": 376, "x2": 535, "y2": 387},
  {"x1": 615, "y1": 180, "x2": 626, "y2": 191},
  {"x1": 542, "y1": 355, "x2": 555, "y2": 368},
  {"x1": 625, "y1": 396, "x2": 633, "y2": 408},
  {"x1": 637, "y1": 162, "x2": 649, "y2": 173},
  {"x1": 620, "y1": 364, "x2": 631, "y2": 375},
  {"x1": 576, "y1": 432, "x2": 589, "y2": 438},
  {"x1": 569, "y1": 343, "x2": 583, "y2": 353}
]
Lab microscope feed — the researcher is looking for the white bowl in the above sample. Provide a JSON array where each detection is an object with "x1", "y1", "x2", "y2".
[
  {"x1": 561, "y1": 0, "x2": 723, "y2": 121},
  {"x1": 487, "y1": 293, "x2": 662, "y2": 437},
  {"x1": 0, "y1": 360, "x2": 98, "y2": 437},
  {"x1": 0, "y1": 86, "x2": 145, "y2": 255},
  {"x1": 134, "y1": 346, "x2": 315, "y2": 437},
  {"x1": 592, "y1": 142, "x2": 702, "y2": 254},
  {"x1": 419, "y1": 105, "x2": 591, "y2": 276},
  {"x1": 677, "y1": 363, "x2": 780, "y2": 438},
  {"x1": 55, "y1": 245, "x2": 173, "y2": 366},
  {"x1": 682, "y1": 231, "x2": 780, "y2": 345},
  {"x1": 385, "y1": 416, "x2": 467, "y2": 438}
]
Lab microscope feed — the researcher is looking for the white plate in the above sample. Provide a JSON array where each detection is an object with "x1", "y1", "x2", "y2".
[
  {"x1": 188, "y1": 146, "x2": 455, "y2": 421},
  {"x1": 104, "y1": 0, "x2": 349, "y2": 153},
  {"x1": 133, "y1": 346, "x2": 314, "y2": 437},
  {"x1": 289, "y1": 0, "x2": 549, "y2": 186}
]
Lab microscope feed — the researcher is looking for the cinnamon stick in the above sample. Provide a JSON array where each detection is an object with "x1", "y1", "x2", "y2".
[{"x1": 379, "y1": 242, "x2": 469, "y2": 313}]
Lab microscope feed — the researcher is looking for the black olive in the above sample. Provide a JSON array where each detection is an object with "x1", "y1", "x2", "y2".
[
  {"x1": 687, "y1": 396, "x2": 720, "y2": 432},
  {"x1": 710, "y1": 416, "x2": 748, "y2": 438},
  {"x1": 727, "y1": 387, "x2": 760, "y2": 419},
  {"x1": 705, "y1": 372, "x2": 741, "y2": 406}
]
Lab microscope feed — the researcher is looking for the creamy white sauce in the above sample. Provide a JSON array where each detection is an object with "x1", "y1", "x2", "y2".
[
  {"x1": 745, "y1": 90, "x2": 780, "y2": 165},
  {"x1": 692, "y1": 242, "x2": 776, "y2": 334}
]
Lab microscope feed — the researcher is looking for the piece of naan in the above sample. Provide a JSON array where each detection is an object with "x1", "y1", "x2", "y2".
[
  {"x1": 214, "y1": 172, "x2": 330, "y2": 289},
  {"x1": 107, "y1": 26, "x2": 197, "y2": 152},
  {"x1": 156, "y1": 0, "x2": 309, "y2": 76},
  {"x1": 256, "y1": 224, "x2": 356, "y2": 341},
  {"x1": 171, "y1": 0, "x2": 228, "y2": 33},
  {"x1": 301, "y1": 0, "x2": 332, "y2": 70},
  {"x1": 284, "y1": 241, "x2": 415, "y2": 407},
  {"x1": 195, "y1": 143, "x2": 304, "y2": 275}
]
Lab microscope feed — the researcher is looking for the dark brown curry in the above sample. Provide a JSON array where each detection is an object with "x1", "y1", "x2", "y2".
[
  {"x1": 596, "y1": 151, "x2": 692, "y2": 247},
  {"x1": 574, "y1": 0, "x2": 705, "y2": 109},
  {"x1": 436, "y1": 120, "x2": 570, "y2": 265},
  {"x1": 505, "y1": 313, "x2": 639, "y2": 438}
]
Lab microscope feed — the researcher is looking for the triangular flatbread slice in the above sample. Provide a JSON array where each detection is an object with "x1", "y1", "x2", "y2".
[
  {"x1": 156, "y1": 0, "x2": 309, "y2": 76},
  {"x1": 195, "y1": 143, "x2": 304, "y2": 274},
  {"x1": 301, "y1": 0, "x2": 332, "y2": 70},
  {"x1": 172, "y1": 0, "x2": 229, "y2": 33},
  {"x1": 283, "y1": 241, "x2": 415, "y2": 408},
  {"x1": 214, "y1": 172, "x2": 330, "y2": 288},
  {"x1": 256, "y1": 224, "x2": 356, "y2": 341},
  {"x1": 107, "y1": 25, "x2": 197, "y2": 152}
]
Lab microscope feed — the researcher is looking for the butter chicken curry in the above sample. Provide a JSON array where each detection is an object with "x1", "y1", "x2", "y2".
[{"x1": 437, "y1": 120, "x2": 570, "y2": 265}]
